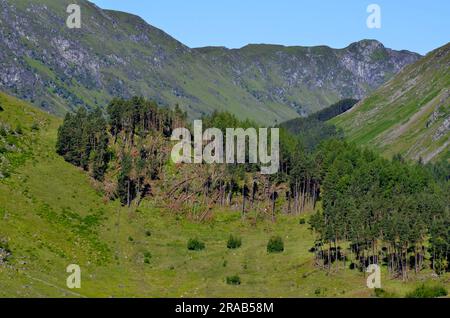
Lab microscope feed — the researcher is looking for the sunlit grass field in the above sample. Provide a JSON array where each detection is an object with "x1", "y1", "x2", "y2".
[{"x1": 0, "y1": 92, "x2": 448, "y2": 297}]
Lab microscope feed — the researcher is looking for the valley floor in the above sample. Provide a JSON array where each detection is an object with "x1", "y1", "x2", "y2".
[
  {"x1": 1, "y1": 150, "x2": 448, "y2": 297},
  {"x1": 0, "y1": 94, "x2": 448, "y2": 298}
]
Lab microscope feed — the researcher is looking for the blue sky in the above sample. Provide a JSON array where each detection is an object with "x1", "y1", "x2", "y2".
[{"x1": 89, "y1": 0, "x2": 449, "y2": 55}]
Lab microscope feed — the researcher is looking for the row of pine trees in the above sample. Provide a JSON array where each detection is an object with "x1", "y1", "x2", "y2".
[
  {"x1": 56, "y1": 97, "x2": 450, "y2": 277},
  {"x1": 309, "y1": 141, "x2": 449, "y2": 279}
]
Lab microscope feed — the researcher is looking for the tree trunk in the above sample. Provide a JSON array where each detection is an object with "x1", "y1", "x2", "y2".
[
  {"x1": 242, "y1": 186, "x2": 246, "y2": 218},
  {"x1": 301, "y1": 177, "x2": 308, "y2": 213},
  {"x1": 127, "y1": 179, "x2": 131, "y2": 207},
  {"x1": 271, "y1": 193, "x2": 276, "y2": 222},
  {"x1": 251, "y1": 181, "x2": 256, "y2": 209},
  {"x1": 287, "y1": 191, "x2": 291, "y2": 214},
  {"x1": 294, "y1": 180, "x2": 298, "y2": 214},
  {"x1": 312, "y1": 182, "x2": 317, "y2": 210},
  {"x1": 328, "y1": 243, "x2": 331, "y2": 273}
]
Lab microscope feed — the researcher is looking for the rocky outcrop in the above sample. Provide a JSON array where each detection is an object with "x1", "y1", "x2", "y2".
[
  {"x1": 197, "y1": 40, "x2": 420, "y2": 114},
  {"x1": 433, "y1": 116, "x2": 450, "y2": 141},
  {"x1": 0, "y1": 0, "x2": 421, "y2": 123},
  {"x1": 0, "y1": 239, "x2": 11, "y2": 265},
  {"x1": 333, "y1": 42, "x2": 450, "y2": 163}
]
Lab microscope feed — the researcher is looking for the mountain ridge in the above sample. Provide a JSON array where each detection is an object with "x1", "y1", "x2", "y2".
[
  {"x1": 331, "y1": 42, "x2": 450, "y2": 163},
  {"x1": 196, "y1": 39, "x2": 418, "y2": 54},
  {"x1": 0, "y1": 0, "x2": 421, "y2": 123}
]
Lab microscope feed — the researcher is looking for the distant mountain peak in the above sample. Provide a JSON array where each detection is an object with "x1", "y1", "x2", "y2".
[
  {"x1": 0, "y1": 0, "x2": 422, "y2": 124},
  {"x1": 332, "y1": 41, "x2": 450, "y2": 163}
]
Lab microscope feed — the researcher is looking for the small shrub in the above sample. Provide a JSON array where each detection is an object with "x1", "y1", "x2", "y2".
[
  {"x1": 0, "y1": 239, "x2": 11, "y2": 263},
  {"x1": 144, "y1": 251, "x2": 152, "y2": 258},
  {"x1": 374, "y1": 288, "x2": 397, "y2": 298},
  {"x1": 267, "y1": 235, "x2": 284, "y2": 253},
  {"x1": 226, "y1": 275, "x2": 241, "y2": 285},
  {"x1": 0, "y1": 125, "x2": 7, "y2": 137},
  {"x1": 406, "y1": 284, "x2": 448, "y2": 298},
  {"x1": 0, "y1": 239, "x2": 10, "y2": 252},
  {"x1": 314, "y1": 287, "x2": 327, "y2": 296},
  {"x1": 299, "y1": 218, "x2": 306, "y2": 224},
  {"x1": 187, "y1": 238, "x2": 205, "y2": 251},
  {"x1": 223, "y1": 260, "x2": 227, "y2": 267},
  {"x1": 145, "y1": 230, "x2": 152, "y2": 237},
  {"x1": 227, "y1": 235, "x2": 242, "y2": 249},
  {"x1": 31, "y1": 123, "x2": 39, "y2": 131},
  {"x1": 0, "y1": 105, "x2": 4, "y2": 112},
  {"x1": 128, "y1": 236, "x2": 134, "y2": 242},
  {"x1": 143, "y1": 251, "x2": 152, "y2": 264},
  {"x1": 15, "y1": 124, "x2": 23, "y2": 135}
]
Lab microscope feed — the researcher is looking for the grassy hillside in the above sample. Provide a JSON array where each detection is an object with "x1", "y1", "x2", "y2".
[
  {"x1": 0, "y1": 0, "x2": 419, "y2": 124},
  {"x1": 332, "y1": 43, "x2": 450, "y2": 163},
  {"x1": 196, "y1": 42, "x2": 418, "y2": 115},
  {"x1": 1, "y1": 92, "x2": 448, "y2": 297}
]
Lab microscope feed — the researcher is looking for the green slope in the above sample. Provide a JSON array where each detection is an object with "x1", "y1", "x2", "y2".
[
  {"x1": 332, "y1": 43, "x2": 450, "y2": 163},
  {"x1": 0, "y1": 0, "x2": 419, "y2": 124},
  {"x1": 2, "y1": 92, "x2": 448, "y2": 297},
  {"x1": 195, "y1": 42, "x2": 419, "y2": 115}
]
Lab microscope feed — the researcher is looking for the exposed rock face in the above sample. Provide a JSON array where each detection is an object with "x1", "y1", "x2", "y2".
[
  {"x1": 332, "y1": 42, "x2": 450, "y2": 163},
  {"x1": 434, "y1": 116, "x2": 450, "y2": 142},
  {"x1": 197, "y1": 40, "x2": 419, "y2": 115},
  {"x1": 0, "y1": 0, "x2": 421, "y2": 123},
  {"x1": 0, "y1": 238, "x2": 11, "y2": 265},
  {"x1": 0, "y1": 248, "x2": 10, "y2": 264}
]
